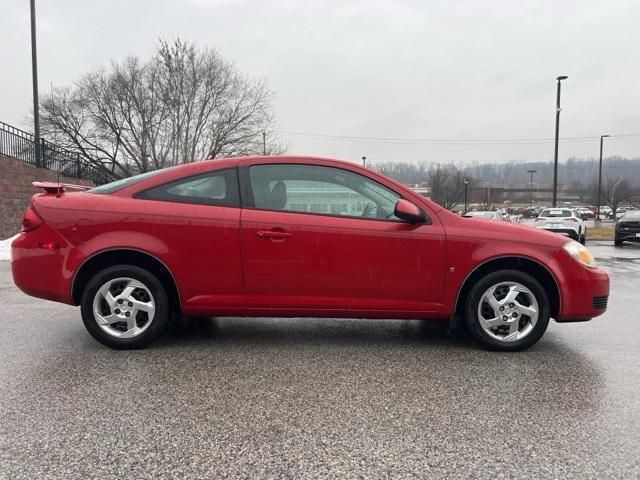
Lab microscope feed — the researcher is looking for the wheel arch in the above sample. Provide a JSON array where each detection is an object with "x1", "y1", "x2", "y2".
[
  {"x1": 72, "y1": 248, "x2": 181, "y2": 311},
  {"x1": 454, "y1": 256, "x2": 561, "y2": 319}
]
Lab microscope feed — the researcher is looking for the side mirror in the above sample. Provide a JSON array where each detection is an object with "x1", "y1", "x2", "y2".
[{"x1": 394, "y1": 199, "x2": 427, "y2": 224}]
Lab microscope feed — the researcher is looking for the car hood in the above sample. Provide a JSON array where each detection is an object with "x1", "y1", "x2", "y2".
[{"x1": 437, "y1": 210, "x2": 569, "y2": 249}]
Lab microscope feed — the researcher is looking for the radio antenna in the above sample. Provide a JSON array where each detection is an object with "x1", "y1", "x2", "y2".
[{"x1": 56, "y1": 160, "x2": 61, "y2": 198}]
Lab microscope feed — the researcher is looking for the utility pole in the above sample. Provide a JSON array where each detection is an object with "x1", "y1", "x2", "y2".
[
  {"x1": 262, "y1": 130, "x2": 266, "y2": 155},
  {"x1": 596, "y1": 134, "x2": 610, "y2": 221},
  {"x1": 30, "y1": 0, "x2": 41, "y2": 168},
  {"x1": 552, "y1": 75, "x2": 568, "y2": 207},
  {"x1": 362, "y1": 156, "x2": 366, "y2": 167},
  {"x1": 527, "y1": 169, "x2": 537, "y2": 208},
  {"x1": 463, "y1": 179, "x2": 469, "y2": 214}
]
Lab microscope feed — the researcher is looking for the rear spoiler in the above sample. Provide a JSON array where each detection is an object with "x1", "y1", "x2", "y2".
[{"x1": 32, "y1": 182, "x2": 91, "y2": 194}]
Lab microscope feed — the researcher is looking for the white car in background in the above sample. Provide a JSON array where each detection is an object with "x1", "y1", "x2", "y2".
[
  {"x1": 534, "y1": 208, "x2": 587, "y2": 244},
  {"x1": 462, "y1": 211, "x2": 506, "y2": 221},
  {"x1": 599, "y1": 205, "x2": 612, "y2": 218}
]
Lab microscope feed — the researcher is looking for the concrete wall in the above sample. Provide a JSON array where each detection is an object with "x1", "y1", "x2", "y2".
[{"x1": 0, "y1": 156, "x2": 94, "y2": 239}]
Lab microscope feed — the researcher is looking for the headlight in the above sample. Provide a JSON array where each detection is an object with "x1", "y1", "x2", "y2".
[{"x1": 562, "y1": 240, "x2": 597, "y2": 268}]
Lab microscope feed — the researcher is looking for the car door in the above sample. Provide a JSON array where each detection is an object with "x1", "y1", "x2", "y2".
[
  {"x1": 239, "y1": 161, "x2": 447, "y2": 316},
  {"x1": 133, "y1": 168, "x2": 244, "y2": 313}
]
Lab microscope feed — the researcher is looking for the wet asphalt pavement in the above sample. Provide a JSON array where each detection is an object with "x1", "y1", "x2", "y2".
[{"x1": 0, "y1": 242, "x2": 639, "y2": 479}]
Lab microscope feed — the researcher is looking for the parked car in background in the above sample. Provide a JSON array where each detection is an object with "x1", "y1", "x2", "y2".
[
  {"x1": 599, "y1": 206, "x2": 612, "y2": 218},
  {"x1": 534, "y1": 208, "x2": 586, "y2": 244},
  {"x1": 615, "y1": 210, "x2": 640, "y2": 246},
  {"x1": 523, "y1": 207, "x2": 543, "y2": 218},
  {"x1": 616, "y1": 207, "x2": 632, "y2": 219},
  {"x1": 463, "y1": 211, "x2": 506, "y2": 221},
  {"x1": 575, "y1": 207, "x2": 595, "y2": 220},
  {"x1": 11, "y1": 156, "x2": 609, "y2": 351}
]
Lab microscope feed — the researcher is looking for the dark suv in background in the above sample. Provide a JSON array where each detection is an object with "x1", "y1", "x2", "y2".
[{"x1": 615, "y1": 211, "x2": 640, "y2": 246}]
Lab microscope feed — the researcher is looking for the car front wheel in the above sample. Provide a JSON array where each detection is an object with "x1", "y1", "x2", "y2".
[
  {"x1": 464, "y1": 270, "x2": 550, "y2": 351},
  {"x1": 81, "y1": 265, "x2": 170, "y2": 349}
]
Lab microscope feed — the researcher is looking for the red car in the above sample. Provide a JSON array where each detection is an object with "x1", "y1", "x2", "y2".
[{"x1": 11, "y1": 156, "x2": 609, "y2": 351}]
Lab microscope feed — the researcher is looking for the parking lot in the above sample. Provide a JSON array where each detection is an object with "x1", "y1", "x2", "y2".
[{"x1": 0, "y1": 242, "x2": 638, "y2": 479}]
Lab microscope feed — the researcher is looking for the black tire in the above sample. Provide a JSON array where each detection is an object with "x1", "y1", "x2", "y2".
[
  {"x1": 81, "y1": 265, "x2": 170, "y2": 349},
  {"x1": 614, "y1": 237, "x2": 623, "y2": 247},
  {"x1": 464, "y1": 269, "x2": 550, "y2": 351}
]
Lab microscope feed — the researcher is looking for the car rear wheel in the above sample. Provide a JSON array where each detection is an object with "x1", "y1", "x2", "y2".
[
  {"x1": 81, "y1": 265, "x2": 170, "y2": 349},
  {"x1": 464, "y1": 270, "x2": 550, "y2": 351}
]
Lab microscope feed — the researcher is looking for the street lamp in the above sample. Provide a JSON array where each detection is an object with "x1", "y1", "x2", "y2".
[
  {"x1": 463, "y1": 179, "x2": 470, "y2": 214},
  {"x1": 30, "y1": 0, "x2": 41, "y2": 167},
  {"x1": 362, "y1": 156, "x2": 366, "y2": 167},
  {"x1": 527, "y1": 169, "x2": 537, "y2": 208},
  {"x1": 552, "y1": 75, "x2": 568, "y2": 207},
  {"x1": 596, "y1": 134, "x2": 610, "y2": 221}
]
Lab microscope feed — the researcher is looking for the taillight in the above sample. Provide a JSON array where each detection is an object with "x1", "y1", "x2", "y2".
[
  {"x1": 564, "y1": 217, "x2": 577, "y2": 222},
  {"x1": 22, "y1": 206, "x2": 43, "y2": 232}
]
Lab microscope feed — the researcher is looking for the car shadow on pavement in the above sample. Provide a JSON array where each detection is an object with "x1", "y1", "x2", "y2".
[
  {"x1": 155, "y1": 314, "x2": 557, "y2": 353},
  {"x1": 156, "y1": 315, "x2": 466, "y2": 349}
]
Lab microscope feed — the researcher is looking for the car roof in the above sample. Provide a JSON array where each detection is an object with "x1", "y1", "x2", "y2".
[{"x1": 109, "y1": 155, "x2": 442, "y2": 211}]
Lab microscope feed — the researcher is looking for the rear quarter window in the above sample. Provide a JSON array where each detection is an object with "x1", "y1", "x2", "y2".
[
  {"x1": 135, "y1": 168, "x2": 240, "y2": 207},
  {"x1": 89, "y1": 168, "x2": 172, "y2": 194}
]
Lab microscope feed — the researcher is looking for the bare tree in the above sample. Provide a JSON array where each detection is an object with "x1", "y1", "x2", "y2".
[
  {"x1": 40, "y1": 38, "x2": 283, "y2": 180},
  {"x1": 428, "y1": 166, "x2": 470, "y2": 210},
  {"x1": 586, "y1": 176, "x2": 636, "y2": 218},
  {"x1": 476, "y1": 183, "x2": 499, "y2": 210}
]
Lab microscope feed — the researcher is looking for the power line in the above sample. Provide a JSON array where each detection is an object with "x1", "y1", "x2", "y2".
[{"x1": 277, "y1": 130, "x2": 640, "y2": 146}]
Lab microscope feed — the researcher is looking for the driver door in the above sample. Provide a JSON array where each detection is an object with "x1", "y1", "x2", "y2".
[{"x1": 239, "y1": 161, "x2": 446, "y2": 316}]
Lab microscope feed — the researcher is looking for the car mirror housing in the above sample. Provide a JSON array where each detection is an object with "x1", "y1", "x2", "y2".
[{"x1": 394, "y1": 199, "x2": 427, "y2": 224}]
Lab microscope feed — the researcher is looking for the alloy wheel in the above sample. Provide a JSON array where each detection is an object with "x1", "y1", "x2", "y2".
[
  {"x1": 92, "y1": 277, "x2": 156, "y2": 339},
  {"x1": 477, "y1": 281, "x2": 539, "y2": 343}
]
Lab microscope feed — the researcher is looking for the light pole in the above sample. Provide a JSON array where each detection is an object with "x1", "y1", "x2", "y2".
[
  {"x1": 552, "y1": 75, "x2": 568, "y2": 207},
  {"x1": 262, "y1": 130, "x2": 266, "y2": 155},
  {"x1": 362, "y1": 156, "x2": 366, "y2": 167},
  {"x1": 463, "y1": 179, "x2": 469, "y2": 214},
  {"x1": 30, "y1": 0, "x2": 41, "y2": 167},
  {"x1": 596, "y1": 134, "x2": 610, "y2": 221},
  {"x1": 527, "y1": 169, "x2": 537, "y2": 208}
]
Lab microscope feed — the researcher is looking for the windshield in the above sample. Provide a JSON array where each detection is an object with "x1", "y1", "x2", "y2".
[
  {"x1": 88, "y1": 168, "x2": 172, "y2": 194},
  {"x1": 540, "y1": 209, "x2": 573, "y2": 218}
]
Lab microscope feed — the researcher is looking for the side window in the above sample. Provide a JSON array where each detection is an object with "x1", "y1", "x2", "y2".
[
  {"x1": 137, "y1": 168, "x2": 240, "y2": 207},
  {"x1": 249, "y1": 164, "x2": 401, "y2": 220}
]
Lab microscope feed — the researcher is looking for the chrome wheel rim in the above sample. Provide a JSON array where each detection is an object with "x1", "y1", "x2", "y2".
[
  {"x1": 477, "y1": 281, "x2": 539, "y2": 343},
  {"x1": 92, "y1": 277, "x2": 156, "y2": 339}
]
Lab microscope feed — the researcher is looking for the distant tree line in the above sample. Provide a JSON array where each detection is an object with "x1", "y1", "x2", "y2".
[{"x1": 375, "y1": 158, "x2": 640, "y2": 211}]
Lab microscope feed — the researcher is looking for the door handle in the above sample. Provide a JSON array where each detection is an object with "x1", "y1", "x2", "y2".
[{"x1": 257, "y1": 230, "x2": 291, "y2": 240}]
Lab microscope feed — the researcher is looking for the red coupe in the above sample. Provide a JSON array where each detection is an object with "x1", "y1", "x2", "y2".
[{"x1": 11, "y1": 156, "x2": 609, "y2": 350}]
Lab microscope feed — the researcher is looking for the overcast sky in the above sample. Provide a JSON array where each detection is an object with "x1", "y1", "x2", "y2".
[{"x1": 3, "y1": 0, "x2": 640, "y2": 165}]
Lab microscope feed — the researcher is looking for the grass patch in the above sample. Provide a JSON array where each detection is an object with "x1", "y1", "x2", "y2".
[{"x1": 587, "y1": 227, "x2": 614, "y2": 241}]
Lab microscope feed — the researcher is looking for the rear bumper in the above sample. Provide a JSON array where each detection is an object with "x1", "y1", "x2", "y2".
[
  {"x1": 10, "y1": 226, "x2": 76, "y2": 305},
  {"x1": 540, "y1": 227, "x2": 579, "y2": 239}
]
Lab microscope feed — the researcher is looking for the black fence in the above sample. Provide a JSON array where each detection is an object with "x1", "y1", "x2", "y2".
[{"x1": 0, "y1": 121, "x2": 112, "y2": 185}]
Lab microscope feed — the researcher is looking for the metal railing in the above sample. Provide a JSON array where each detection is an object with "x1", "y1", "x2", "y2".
[{"x1": 0, "y1": 121, "x2": 112, "y2": 185}]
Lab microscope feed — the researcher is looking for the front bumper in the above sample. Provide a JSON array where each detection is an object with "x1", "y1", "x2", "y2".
[
  {"x1": 616, "y1": 230, "x2": 640, "y2": 242},
  {"x1": 554, "y1": 251, "x2": 610, "y2": 322}
]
